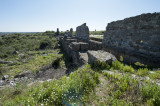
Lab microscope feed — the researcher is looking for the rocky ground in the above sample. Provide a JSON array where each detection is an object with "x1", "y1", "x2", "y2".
[{"x1": 0, "y1": 66, "x2": 67, "y2": 89}]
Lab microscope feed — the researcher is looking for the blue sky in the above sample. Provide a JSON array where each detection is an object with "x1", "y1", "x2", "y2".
[{"x1": 0, "y1": 0, "x2": 160, "y2": 32}]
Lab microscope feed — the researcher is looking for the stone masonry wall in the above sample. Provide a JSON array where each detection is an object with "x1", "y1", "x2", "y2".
[
  {"x1": 102, "y1": 13, "x2": 160, "y2": 67},
  {"x1": 76, "y1": 23, "x2": 89, "y2": 42}
]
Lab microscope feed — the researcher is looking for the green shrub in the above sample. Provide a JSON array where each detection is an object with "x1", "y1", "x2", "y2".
[
  {"x1": 103, "y1": 72, "x2": 143, "y2": 105},
  {"x1": 122, "y1": 65, "x2": 135, "y2": 73},
  {"x1": 112, "y1": 61, "x2": 124, "y2": 70},
  {"x1": 136, "y1": 68, "x2": 150, "y2": 76},
  {"x1": 111, "y1": 61, "x2": 134, "y2": 73},
  {"x1": 148, "y1": 72, "x2": 160, "y2": 80},
  {"x1": 107, "y1": 98, "x2": 130, "y2": 106},
  {"x1": 103, "y1": 69, "x2": 160, "y2": 105},
  {"x1": 39, "y1": 39, "x2": 53, "y2": 49},
  {"x1": 90, "y1": 61, "x2": 111, "y2": 72},
  {"x1": 120, "y1": 56, "x2": 123, "y2": 62},
  {"x1": 140, "y1": 83, "x2": 160, "y2": 105}
]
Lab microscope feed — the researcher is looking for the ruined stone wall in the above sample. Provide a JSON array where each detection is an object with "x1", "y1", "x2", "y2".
[
  {"x1": 76, "y1": 23, "x2": 89, "y2": 42},
  {"x1": 63, "y1": 28, "x2": 73, "y2": 37},
  {"x1": 69, "y1": 28, "x2": 73, "y2": 36},
  {"x1": 59, "y1": 36, "x2": 88, "y2": 66},
  {"x1": 90, "y1": 37, "x2": 102, "y2": 42},
  {"x1": 89, "y1": 40, "x2": 102, "y2": 50},
  {"x1": 102, "y1": 13, "x2": 160, "y2": 67}
]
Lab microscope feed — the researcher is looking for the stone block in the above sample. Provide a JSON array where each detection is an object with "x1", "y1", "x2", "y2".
[
  {"x1": 66, "y1": 39, "x2": 77, "y2": 43},
  {"x1": 87, "y1": 50, "x2": 117, "y2": 65},
  {"x1": 80, "y1": 42, "x2": 89, "y2": 51},
  {"x1": 71, "y1": 42, "x2": 81, "y2": 51},
  {"x1": 89, "y1": 40, "x2": 102, "y2": 50}
]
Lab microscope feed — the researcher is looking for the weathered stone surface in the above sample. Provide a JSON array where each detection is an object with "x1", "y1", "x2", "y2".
[
  {"x1": 65, "y1": 39, "x2": 77, "y2": 43},
  {"x1": 71, "y1": 42, "x2": 81, "y2": 51},
  {"x1": 102, "y1": 13, "x2": 160, "y2": 67},
  {"x1": 14, "y1": 71, "x2": 32, "y2": 78},
  {"x1": 71, "y1": 42, "x2": 89, "y2": 51},
  {"x1": 13, "y1": 51, "x2": 19, "y2": 54},
  {"x1": 64, "y1": 30, "x2": 70, "y2": 36},
  {"x1": 90, "y1": 37, "x2": 102, "y2": 42},
  {"x1": 69, "y1": 28, "x2": 73, "y2": 36},
  {"x1": 79, "y1": 52, "x2": 88, "y2": 64},
  {"x1": 76, "y1": 23, "x2": 89, "y2": 41},
  {"x1": 56, "y1": 28, "x2": 59, "y2": 35},
  {"x1": 0, "y1": 60, "x2": 13, "y2": 64},
  {"x1": 1, "y1": 75, "x2": 9, "y2": 80},
  {"x1": 87, "y1": 50, "x2": 117, "y2": 64},
  {"x1": 79, "y1": 42, "x2": 89, "y2": 51},
  {"x1": 89, "y1": 40, "x2": 102, "y2": 50},
  {"x1": 63, "y1": 28, "x2": 73, "y2": 36}
]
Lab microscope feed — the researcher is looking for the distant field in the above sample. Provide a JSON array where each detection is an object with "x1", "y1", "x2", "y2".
[{"x1": 89, "y1": 34, "x2": 103, "y2": 39}]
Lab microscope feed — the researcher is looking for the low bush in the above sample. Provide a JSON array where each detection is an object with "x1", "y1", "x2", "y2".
[
  {"x1": 122, "y1": 65, "x2": 135, "y2": 73},
  {"x1": 91, "y1": 61, "x2": 111, "y2": 72},
  {"x1": 111, "y1": 61, "x2": 135, "y2": 73},
  {"x1": 103, "y1": 72, "x2": 140, "y2": 105},
  {"x1": 112, "y1": 61, "x2": 124, "y2": 70},
  {"x1": 140, "y1": 83, "x2": 160, "y2": 105},
  {"x1": 136, "y1": 68, "x2": 150, "y2": 76},
  {"x1": 103, "y1": 71, "x2": 160, "y2": 105},
  {"x1": 39, "y1": 38, "x2": 55, "y2": 50},
  {"x1": 148, "y1": 72, "x2": 160, "y2": 80}
]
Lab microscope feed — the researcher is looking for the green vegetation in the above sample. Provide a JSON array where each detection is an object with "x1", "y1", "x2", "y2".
[
  {"x1": 43, "y1": 31, "x2": 56, "y2": 36},
  {"x1": 89, "y1": 30, "x2": 105, "y2": 39},
  {"x1": 89, "y1": 30, "x2": 105, "y2": 35},
  {"x1": 111, "y1": 61, "x2": 135, "y2": 73},
  {"x1": 5, "y1": 53, "x2": 63, "y2": 76},
  {"x1": 89, "y1": 35, "x2": 103, "y2": 39},
  {"x1": 0, "y1": 33, "x2": 57, "y2": 58},
  {"x1": 0, "y1": 33, "x2": 62, "y2": 77},
  {"x1": 149, "y1": 70, "x2": 160, "y2": 80},
  {"x1": 1, "y1": 65, "x2": 99, "y2": 106},
  {"x1": 102, "y1": 72, "x2": 160, "y2": 105},
  {"x1": 134, "y1": 62, "x2": 147, "y2": 68},
  {"x1": 136, "y1": 68, "x2": 150, "y2": 76}
]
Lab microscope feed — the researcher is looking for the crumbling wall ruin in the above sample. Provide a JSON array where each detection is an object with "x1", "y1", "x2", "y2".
[
  {"x1": 59, "y1": 13, "x2": 160, "y2": 67},
  {"x1": 102, "y1": 13, "x2": 160, "y2": 67},
  {"x1": 69, "y1": 28, "x2": 73, "y2": 36},
  {"x1": 76, "y1": 23, "x2": 89, "y2": 42},
  {"x1": 64, "y1": 28, "x2": 73, "y2": 37}
]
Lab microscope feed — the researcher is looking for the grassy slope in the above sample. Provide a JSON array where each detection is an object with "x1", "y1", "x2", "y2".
[
  {"x1": 1, "y1": 65, "x2": 99, "y2": 106},
  {"x1": 0, "y1": 32, "x2": 63, "y2": 78},
  {"x1": 2, "y1": 63, "x2": 160, "y2": 106},
  {"x1": 84, "y1": 61, "x2": 160, "y2": 106}
]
